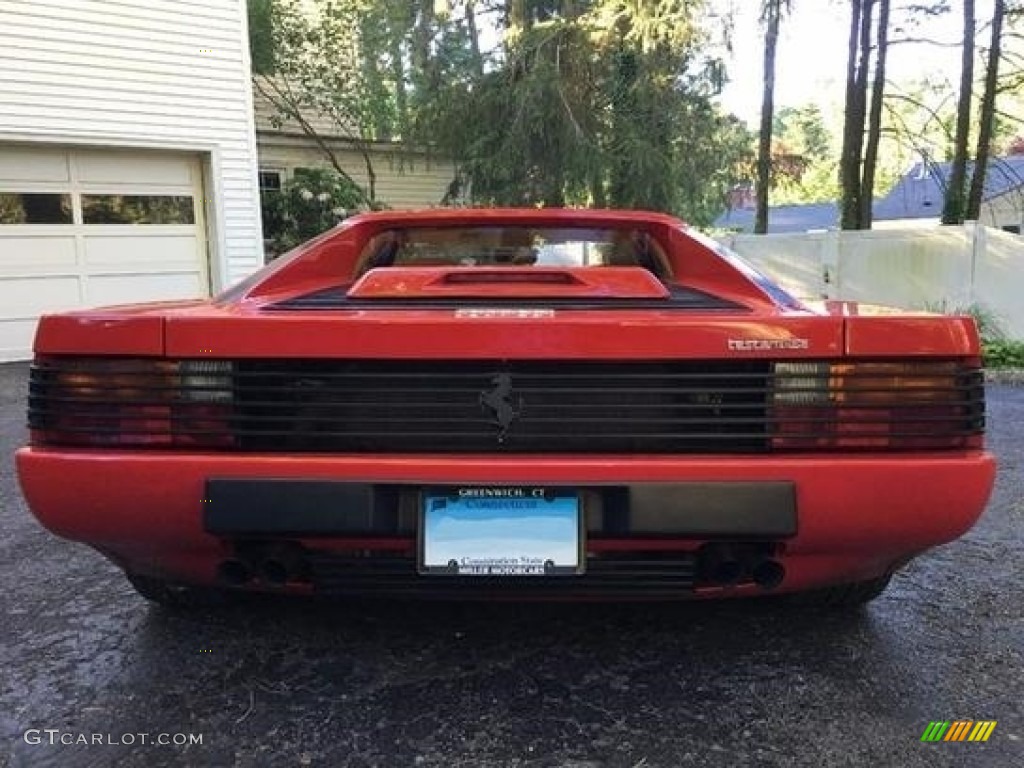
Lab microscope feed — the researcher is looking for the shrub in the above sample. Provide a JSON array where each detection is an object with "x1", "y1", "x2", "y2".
[
  {"x1": 984, "y1": 339, "x2": 1024, "y2": 369},
  {"x1": 261, "y1": 169, "x2": 367, "y2": 259}
]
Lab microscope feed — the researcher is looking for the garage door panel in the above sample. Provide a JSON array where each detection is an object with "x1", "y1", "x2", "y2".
[
  {"x1": 87, "y1": 272, "x2": 203, "y2": 307},
  {"x1": 76, "y1": 151, "x2": 196, "y2": 186},
  {"x1": 83, "y1": 234, "x2": 201, "y2": 269},
  {"x1": 0, "y1": 147, "x2": 70, "y2": 183},
  {"x1": 0, "y1": 318, "x2": 43, "y2": 360},
  {"x1": 0, "y1": 236, "x2": 77, "y2": 273},
  {"x1": 0, "y1": 276, "x2": 81, "y2": 316},
  {"x1": 0, "y1": 146, "x2": 207, "y2": 360}
]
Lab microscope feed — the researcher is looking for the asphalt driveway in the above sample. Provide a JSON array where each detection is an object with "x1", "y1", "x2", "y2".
[{"x1": 1, "y1": 361, "x2": 1020, "y2": 767}]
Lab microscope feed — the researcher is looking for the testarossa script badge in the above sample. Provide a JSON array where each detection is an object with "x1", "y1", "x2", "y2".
[{"x1": 728, "y1": 338, "x2": 810, "y2": 351}]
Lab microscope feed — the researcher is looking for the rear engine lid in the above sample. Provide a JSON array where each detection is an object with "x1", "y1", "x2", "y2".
[{"x1": 163, "y1": 310, "x2": 844, "y2": 359}]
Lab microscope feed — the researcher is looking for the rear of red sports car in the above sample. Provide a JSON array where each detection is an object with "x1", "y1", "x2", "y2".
[{"x1": 16, "y1": 209, "x2": 996, "y2": 606}]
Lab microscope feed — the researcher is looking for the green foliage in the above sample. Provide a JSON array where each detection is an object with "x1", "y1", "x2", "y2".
[
  {"x1": 269, "y1": 0, "x2": 374, "y2": 136},
  {"x1": 253, "y1": 1, "x2": 754, "y2": 222},
  {"x1": 247, "y1": 0, "x2": 275, "y2": 75},
  {"x1": 419, "y1": 1, "x2": 752, "y2": 225},
  {"x1": 984, "y1": 339, "x2": 1024, "y2": 368},
  {"x1": 261, "y1": 169, "x2": 365, "y2": 258},
  {"x1": 769, "y1": 104, "x2": 841, "y2": 205},
  {"x1": 773, "y1": 106, "x2": 831, "y2": 161},
  {"x1": 249, "y1": 1, "x2": 1024, "y2": 221}
]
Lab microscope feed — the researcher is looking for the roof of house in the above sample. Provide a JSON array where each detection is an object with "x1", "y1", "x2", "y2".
[
  {"x1": 872, "y1": 155, "x2": 1024, "y2": 221},
  {"x1": 713, "y1": 201, "x2": 838, "y2": 233},
  {"x1": 714, "y1": 155, "x2": 1024, "y2": 232}
]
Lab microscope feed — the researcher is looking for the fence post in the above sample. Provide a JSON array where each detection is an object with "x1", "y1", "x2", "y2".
[
  {"x1": 821, "y1": 229, "x2": 840, "y2": 299},
  {"x1": 967, "y1": 221, "x2": 985, "y2": 308}
]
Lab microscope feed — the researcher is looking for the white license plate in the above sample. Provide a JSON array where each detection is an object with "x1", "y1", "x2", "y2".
[{"x1": 420, "y1": 487, "x2": 582, "y2": 576}]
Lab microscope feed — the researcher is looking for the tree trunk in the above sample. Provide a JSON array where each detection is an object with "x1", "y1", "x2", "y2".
[
  {"x1": 465, "y1": 0, "x2": 485, "y2": 79},
  {"x1": 967, "y1": 0, "x2": 1005, "y2": 221},
  {"x1": 411, "y1": 0, "x2": 437, "y2": 97},
  {"x1": 755, "y1": 2, "x2": 782, "y2": 235},
  {"x1": 840, "y1": 0, "x2": 873, "y2": 230},
  {"x1": 359, "y1": 147, "x2": 378, "y2": 205},
  {"x1": 390, "y1": 34, "x2": 409, "y2": 141},
  {"x1": 508, "y1": 0, "x2": 528, "y2": 41},
  {"x1": 859, "y1": 0, "x2": 889, "y2": 229},
  {"x1": 942, "y1": 0, "x2": 976, "y2": 225},
  {"x1": 360, "y1": 19, "x2": 390, "y2": 140},
  {"x1": 589, "y1": 166, "x2": 607, "y2": 208}
]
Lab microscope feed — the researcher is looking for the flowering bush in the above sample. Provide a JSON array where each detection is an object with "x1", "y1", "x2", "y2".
[{"x1": 261, "y1": 168, "x2": 368, "y2": 259}]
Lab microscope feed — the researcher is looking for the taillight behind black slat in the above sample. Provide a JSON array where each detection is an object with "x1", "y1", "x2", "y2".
[{"x1": 27, "y1": 357, "x2": 984, "y2": 453}]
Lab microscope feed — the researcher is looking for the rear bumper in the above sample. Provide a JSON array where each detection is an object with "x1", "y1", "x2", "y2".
[{"x1": 15, "y1": 449, "x2": 996, "y2": 598}]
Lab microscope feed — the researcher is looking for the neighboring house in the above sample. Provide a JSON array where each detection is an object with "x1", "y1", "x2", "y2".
[
  {"x1": 715, "y1": 156, "x2": 1024, "y2": 235},
  {"x1": 872, "y1": 156, "x2": 1024, "y2": 232},
  {"x1": 0, "y1": 0, "x2": 263, "y2": 361},
  {"x1": 714, "y1": 200, "x2": 838, "y2": 234},
  {"x1": 253, "y1": 79, "x2": 458, "y2": 210}
]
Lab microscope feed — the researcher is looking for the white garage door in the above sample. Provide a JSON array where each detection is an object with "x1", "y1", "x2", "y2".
[{"x1": 0, "y1": 145, "x2": 209, "y2": 360}]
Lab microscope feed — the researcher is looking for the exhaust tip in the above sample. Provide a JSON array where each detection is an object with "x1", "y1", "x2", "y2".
[
  {"x1": 258, "y1": 544, "x2": 308, "y2": 586},
  {"x1": 752, "y1": 559, "x2": 785, "y2": 589},
  {"x1": 710, "y1": 560, "x2": 744, "y2": 586},
  {"x1": 216, "y1": 559, "x2": 250, "y2": 587}
]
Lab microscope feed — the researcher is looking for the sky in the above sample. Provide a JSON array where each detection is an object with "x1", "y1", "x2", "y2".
[{"x1": 716, "y1": 0, "x2": 978, "y2": 127}]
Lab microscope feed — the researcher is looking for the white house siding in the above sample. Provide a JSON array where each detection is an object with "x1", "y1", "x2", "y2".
[
  {"x1": 0, "y1": 0, "x2": 263, "y2": 293},
  {"x1": 257, "y1": 136, "x2": 457, "y2": 210},
  {"x1": 253, "y1": 81, "x2": 458, "y2": 209}
]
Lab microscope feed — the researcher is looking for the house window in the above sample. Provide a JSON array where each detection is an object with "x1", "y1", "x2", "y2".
[
  {"x1": 1001, "y1": 225, "x2": 1021, "y2": 235},
  {"x1": 259, "y1": 170, "x2": 282, "y2": 192},
  {"x1": 0, "y1": 193, "x2": 73, "y2": 224}
]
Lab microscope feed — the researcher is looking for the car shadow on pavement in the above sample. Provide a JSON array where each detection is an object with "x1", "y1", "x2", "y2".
[{"x1": 130, "y1": 592, "x2": 883, "y2": 675}]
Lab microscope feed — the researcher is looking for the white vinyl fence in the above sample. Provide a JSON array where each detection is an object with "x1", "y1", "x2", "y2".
[{"x1": 717, "y1": 224, "x2": 1024, "y2": 338}]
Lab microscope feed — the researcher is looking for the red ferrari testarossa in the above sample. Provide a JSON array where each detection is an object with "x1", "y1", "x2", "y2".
[{"x1": 16, "y1": 208, "x2": 996, "y2": 606}]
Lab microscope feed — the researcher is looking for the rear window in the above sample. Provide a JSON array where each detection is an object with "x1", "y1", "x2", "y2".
[{"x1": 356, "y1": 226, "x2": 672, "y2": 278}]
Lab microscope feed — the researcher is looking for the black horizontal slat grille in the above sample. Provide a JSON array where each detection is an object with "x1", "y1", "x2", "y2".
[
  {"x1": 306, "y1": 552, "x2": 698, "y2": 597},
  {"x1": 27, "y1": 357, "x2": 985, "y2": 453},
  {"x1": 231, "y1": 360, "x2": 773, "y2": 453}
]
